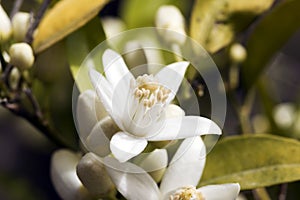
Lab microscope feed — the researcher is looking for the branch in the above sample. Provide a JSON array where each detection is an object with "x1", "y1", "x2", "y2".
[
  {"x1": 10, "y1": 0, "x2": 24, "y2": 19},
  {"x1": 25, "y1": 0, "x2": 52, "y2": 44},
  {"x1": 0, "y1": 98, "x2": 74, "y2": 150}
]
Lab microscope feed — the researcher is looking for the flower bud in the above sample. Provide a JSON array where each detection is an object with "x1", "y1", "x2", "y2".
[
  {"x1": 101, "y1": 17, "x2": 126, "y2": 39},
  {"x1": 12, "y1": 12, "x2": 31, "y2": 41},
  {"x1": 85, "y1": 116, "x2": 119, "y2": 157},
  {"x1": 139, "y1": 149, "x2": 168, "y2": 182},
  {"x1": 252, "y1": 114, "x2": 270, "y2": 133},
  {"x1": 51, "y1": 149, "x2": 92, "y2": 200},
  {"x1": 9, "y1": 42, "x2": 34, "y2": 71},
  {"x1": 76, "y1": 152, "x2": 115, "y2": 198},
  {"x1": 123, "y1": 41, "x2": 147, "y2": 71},
  {"x1": 273, "y1": 103, "x2": 296, "y2": 129},
  {"x1": 9, "y1": 67, "x2": 21, "y2": 90},
  {"x1": 229, "y1": 43, "x2": 247, "y2": 63},
  {"x1": 155, "y1": 5, "x2": 186, "y2": 45},
  {"x1": 0, "y1": 5, "x2": 12, "y2": 43}
]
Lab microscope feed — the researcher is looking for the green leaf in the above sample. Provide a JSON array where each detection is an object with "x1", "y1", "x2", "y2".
[
  {"x1": 66, "y1": 18, "x2": 106, "y2": 93},
  {"x1": 190, "y1": 0, "x2": 274, "y2": 53},
  {"x1": 120, "y1": 0, "x2": 190, "y2": 29},
  {"x1": 200, "y1": 134, "x2": 300, "y2": 190},
  {"x1": 190, "y1": 0, "x2": 227, "y2": 52},
  {"x1": 33, "y1": 0, "x2": 109, "y2": 53},
  {"x1": 241, "y1": 0, "x2": 300, "y2": 89},
  {"x1": 33, "y1": 41, "x2": 79, "y2": 149}
]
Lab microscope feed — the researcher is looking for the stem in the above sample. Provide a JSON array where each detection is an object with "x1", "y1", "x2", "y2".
[
  {"x1": 10, "y1": 0, "x2": 24, "y2": 19},
  {"x1": 240, "y1": 89, "x2": 255, "y2": 134},
  {"x1": 25, "y1": 0, "x2": 52, "y2": 44},
  {"x1": 1, "y1": 64, "x2": 13, "y2": 89},
  {"x1": 0, "y1": 98, "x2": 73, "y2": 149},
  {"x1": 279, "y1": 183, "x2": 288, "y2": 200},
  {"x1": 171, "y1": 43, "x2": 183, "y2": 62},
  {"x1": 253, "y1": 188, "x2": 271, "y2": 200},
  {"x1": 0, "y1": 61, "x2": 75, "y2": 150},
  {"x1": 229, "y1": 63, "x2": 239, "y2": 90}
]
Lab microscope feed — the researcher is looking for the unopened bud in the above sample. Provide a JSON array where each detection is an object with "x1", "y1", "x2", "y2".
[
  {"x1": 51, "y1": 149, "x2": 92, "y2": 200},
  {"x1": 9, "y1": 43, "x2": 34, "y2": 71},
  {"x1": 85, "y1": 116, "x2": 119, "y2": 157},
  {"x1": 9, "y1": 67, "x2": 21, "y2": 90},
  {"x1": 229, "y1": 43, "x2": 247, "y2": 63},
  {"x1": 12, "y1": 12, "x2": 31, "y2": 41},
  {"x1": 0, "y1": 5, "x2": 12, "y2": 43},
  {"x1": 155, "y1": 5, "x2": 186, "y2": 45},
  {"x1": 76, "y1": 152, "x2": 115, "y2": 198},
  {"x1": 123, "y1": 41, "x2": 147, "y2": 71},
  {"x1": 139, "y1": 149, "x2": 168, "y2": 182},
  {"x1": 273, "y1": 103, "x2": 296, "y2": 129}
]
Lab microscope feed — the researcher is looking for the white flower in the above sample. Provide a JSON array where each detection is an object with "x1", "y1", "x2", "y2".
[
  {"x1": 89, "y1": 49, "x2": 222, "y2": 162},
  {"x1": 104, "y1": 137, "x2": 240, "y2": 200}
]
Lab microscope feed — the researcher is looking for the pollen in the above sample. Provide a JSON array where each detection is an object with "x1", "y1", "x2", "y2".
[
  {"x1": 169, "y1": 186, "x2": 204, "y2": 200},
  {"x1": 133, "y1": 74, "x2": 171, "y2": 107}
]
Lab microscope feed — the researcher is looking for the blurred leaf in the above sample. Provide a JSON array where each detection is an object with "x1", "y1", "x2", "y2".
[
  {"x1": 120, "y1": 0, "x2": 190, "y2": 29},
  {"x1": 33, "y1": 41, "x2": 78, "y2": 149},
  {"x1": 33, "y1": 0, "x2": 109, "y2": 53},
  {"x1": 66, "y1": 18, "x2": 106, "y2": 93},
  {"x1": 242, "y1": 0, "x2": 300, "y2": 89},
  {"x1": 190, "y1": 0, "x2": 274, "y2": 53},
  {"x1": 190, "y1": 0, "x2": 226, "y2": 52},
  {"x1": 199, "y1": 134, "x2": 300, "y2": 190}
]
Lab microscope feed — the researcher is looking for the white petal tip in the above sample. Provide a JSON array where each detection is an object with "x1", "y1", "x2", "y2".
[{"x1": 110, "y1": 132, "x2": 148, "y2": 163}]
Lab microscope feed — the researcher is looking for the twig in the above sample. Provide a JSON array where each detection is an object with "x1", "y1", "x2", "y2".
[
  {"x1": 1, "y1": 64, "x2": 13, "y2": 89},
  {"x1": 253, "y1": 188, "x2": 271, "y2": 200},
  {"x1": 25, "y1": 0, "x2": 52, "y2": 44},
  {"x1": 279, "y1": 183, "x2": 288, "y2": 200},
  {"x1": 1, "y1": 98, "x2": 74, "y2": 150},
  {"x1": 10, "y1": 0, "x2": 24, "y2": 19},
  {"x1": 24, "y1": 87, "x2": 43, "y2": 119}
]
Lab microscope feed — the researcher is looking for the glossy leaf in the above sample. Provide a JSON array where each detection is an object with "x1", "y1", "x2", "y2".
[
  {"x1": 33, "y1": 0, "x2": 109, "y2": 53},
  {"x1": 242, "y1": 0, "x2": 300, "y2": 89},
  {"x1": 190, "y1": 0, "x2": 274, "y2": 52},
  {"x1": 120, "y1": 0, "x2": 190, "y2": 29},
  {"x1": 199, "y1": 134, "x2": 300, "y2": 190}
]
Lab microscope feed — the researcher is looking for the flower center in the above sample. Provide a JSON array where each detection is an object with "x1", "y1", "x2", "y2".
[
  {"x1": 169, "y1": 186, "x2": 204, "y2": 200},
  {"x1": 133, "y1": 74, "x2": 170, "y2": 108}
]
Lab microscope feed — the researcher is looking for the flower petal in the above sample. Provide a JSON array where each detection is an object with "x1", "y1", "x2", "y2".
[
  {"x1": 50, "y1": 150, "x2": 91, "y2": 199},
  {"x1": 148, "y1": 116, "x2": 222, "y2": 141},
  {"x1": 102, "y1": 49, "x2": 134, "y2": 88},
  {"x1": 197, "y1": 183, "x2": 240, "y2": 200},
  {"x1": 154, "y1": 61, "x2": 189, "y2": 103},
  {"x1": 160, "y1": 137, "x2": 206, "y2": 196},
  {"x1": 104, "y1": 157, "x2": 161, "y2": 200},
  {"x1": 76, "y1": 90, "x2": 107, "y2": 140},
  {"x1": 86, "y1": 116, "x2": 119, "y2": 157},
  {"x1": 89, "y1": 68, "x2": 113, "y2": 113},
  {"x1": 110, "y1": 132, "x2": 148, "y2": 162},
  {"x1": 89, "y1": 68, "x2": 124, "y2": 129},
  {"x1": 165, "y1": 104, "x2": 185, "y2": 118}
]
